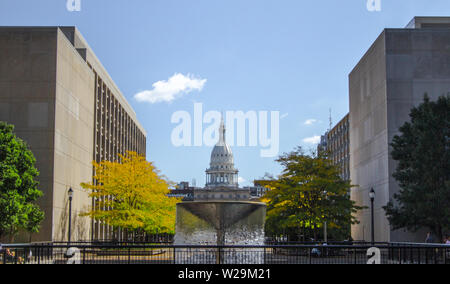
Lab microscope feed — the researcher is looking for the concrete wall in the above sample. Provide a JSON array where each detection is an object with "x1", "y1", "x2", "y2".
[
  {"x1": 52, "y1": 29, "x2": 94, "y2": 242},
  {"x1": 0, "y1": 28, "x2": 58, "y2": 242},
  {"x1": 349, "y1": 31, "x2": 390, "y2": 242},
  {"x1": 350, "y1": 28, "x2": 450, "y2": 243},
  {"x1": 0, "y1": 28, "x2": 94, "y2": 242}
]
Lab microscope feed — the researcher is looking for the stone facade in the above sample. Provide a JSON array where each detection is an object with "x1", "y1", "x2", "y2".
[
  {"x1": 0, "y1": 27, "x2": 146, "y2": 242},
  {"x1": 349, "y1": 17, "x2": 450, "y2": 242}
]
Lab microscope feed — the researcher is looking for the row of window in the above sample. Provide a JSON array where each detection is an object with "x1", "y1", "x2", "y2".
[
  {"x1": 92, "y1": 72, "x2": 146, "y2": 241},
  {"x1": 210, "y1": 165, "x2": 233, "y2": 170},
  {"x1": 213, "y1": 153, "x2": 231, "y2": 157},
  {"x1": 94, "y1": 76, "x2": 146, "y2": 162},
  {"x1": 197, "y1": 194, "x2": 248, "y2": 200}
]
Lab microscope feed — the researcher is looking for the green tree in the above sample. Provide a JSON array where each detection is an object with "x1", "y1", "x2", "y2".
[
  {"x1": 384, "y1": 95, "x2": 450, "y2": 241},
  {"x1": 0, "y1": 121, "x2": 44, "y2": 242},
  {"x1": 260, "y1": 147, "x2": 363, "y2": 241}
]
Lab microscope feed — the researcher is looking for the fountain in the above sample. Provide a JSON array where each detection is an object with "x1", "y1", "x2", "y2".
[
  {"x1": 174, "y1": 201, "x2": 266, "y2": 264},
  {"x1": 174, "y1": 117, "x2": 267, "y2": 264}
]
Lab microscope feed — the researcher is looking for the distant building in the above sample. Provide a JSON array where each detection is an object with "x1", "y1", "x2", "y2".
[
  {"x1": 317, "y1": 134, "x2": 328, "y2": 154},
  {"x1": 0, "y1": 27, "x2": 146, "y2": 242},
  {"x1": 169, "y1": 182, "x2": 195, "y2": 201},
  {"x1": 327, "y1": 114, "x2": 350, "y2": 181},
  {"x1": 244, "y1": 180, "x2": 271, "y2": 199},
  {"x1": 318, "y1": 114, "x2": 350, "y2": 181},
  {"x1": 349, "y1": 17, "x2": 450, "y2": 242}
]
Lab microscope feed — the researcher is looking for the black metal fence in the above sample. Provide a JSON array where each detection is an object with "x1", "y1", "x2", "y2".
[
  {"x1": 51, "y1": 234, "x2": 174, "y2": 246},
  {"x1": 1, "y1": 243, "x2": 449, "y2": 264}
]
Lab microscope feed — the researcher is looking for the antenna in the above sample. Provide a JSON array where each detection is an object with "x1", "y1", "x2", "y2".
[{"x1": 329, "y1": 108, "x2": 333, "y2": 131}]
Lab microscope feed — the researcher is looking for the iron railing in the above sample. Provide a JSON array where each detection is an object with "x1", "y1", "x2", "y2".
[{"x1": 1, "y1": 243, "x2": 449, "y2": 264}]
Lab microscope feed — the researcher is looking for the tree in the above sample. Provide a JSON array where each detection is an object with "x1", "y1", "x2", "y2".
[
  {"x1": 81, "y1": 151, "x2": 181, "y2": 236},
  {"x1": 384, "y1": 95, "x2": 450, "y2": 241},
  {"x1": 260, "y1": 147, "x2": 363, "y2": 241},
  {"x1": 0, "y1": 121, "x2": 44, "y2": 242}
]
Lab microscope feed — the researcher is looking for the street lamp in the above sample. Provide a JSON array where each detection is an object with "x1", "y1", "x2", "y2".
[
  {"x1": 369, "y1": 188, "x2": 375, "y2": 245},
  {"x1": 323, "y1": 190, "x2": 328, "y2": 243},
  {"x1": 68, "y1": 188, "x2": 74, "y2": 244}
]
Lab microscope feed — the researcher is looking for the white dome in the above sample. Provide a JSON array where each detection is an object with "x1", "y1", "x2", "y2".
[
  {"x1": 210, "y1": 144, "x2": 234, "y2": 167},
  {"x1": 205, "y1": 117, "x2": 239, "y2": 188}
]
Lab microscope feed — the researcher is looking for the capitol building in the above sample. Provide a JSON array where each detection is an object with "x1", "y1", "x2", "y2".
[{"x1": 193, "y1": 118, "x2": 251, "y2": 201}]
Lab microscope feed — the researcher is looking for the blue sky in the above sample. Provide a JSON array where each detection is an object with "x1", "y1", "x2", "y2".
[{"x1": 1, "y1": 0, "x2": 450, "y2": 186}]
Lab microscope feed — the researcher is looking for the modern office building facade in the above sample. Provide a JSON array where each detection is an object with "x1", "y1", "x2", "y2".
[
  {"x1": 349, "y1": 17, "x2": 450, "y2": 242},
  {"x1": 328, "y1": 114, "x2": 350, "y2": 181},
  {"x1": 0, "y1": 27, "x2": 146, "y2": 242},
  {"x1": 318, "y1": 114, "x2": 350, "y2": 181}
]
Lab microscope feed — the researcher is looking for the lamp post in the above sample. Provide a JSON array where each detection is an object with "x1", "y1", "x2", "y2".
[
  {"x1": 369, "y1": 188, "x2": 375, "y2": 245},
  {"x1": 68, "y1": 188, "x2": 74, "y2": 244},
  {"x1": 323, "y1": 190, "x2": 328, "y2": 243}
]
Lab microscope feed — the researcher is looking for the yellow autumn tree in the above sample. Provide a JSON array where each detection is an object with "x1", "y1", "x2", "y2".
[{"x1": 81, "y1": 151, "x2": 180, "y2": 235}]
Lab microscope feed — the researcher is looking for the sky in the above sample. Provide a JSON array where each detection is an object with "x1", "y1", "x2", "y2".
[{"x1": 1, "y1": 0, "x2": 450, "y2": 187}]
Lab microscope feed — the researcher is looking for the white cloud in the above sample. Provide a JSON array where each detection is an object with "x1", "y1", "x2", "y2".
[
  {"x1": 134, "y1": 73, "x2": 207, "y2": 104},
  {"x1": 303, "y1": 135, "x2": 321, "y2": 145},
  {"x1": 304, "y1": 119, "x2": 318, "y2": 126}
]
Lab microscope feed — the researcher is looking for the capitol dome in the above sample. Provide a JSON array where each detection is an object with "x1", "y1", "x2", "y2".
[{"x1": 205, "y1": 117, "x2": 239, "y2": 188}]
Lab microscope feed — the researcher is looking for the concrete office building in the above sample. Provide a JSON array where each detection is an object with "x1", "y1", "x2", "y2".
[
  {"x1": 0, "y1": 27, "x2": 146, "y2": 242},
  {"x1": 318, "y1": 114, "x2": 350, "y2": 181},
  {"x1": 328, "y1": 114, "x2": 350, "y2": 181},
  {"x1": 349, "y1": 17, "x2": 450, "y2": 242}
]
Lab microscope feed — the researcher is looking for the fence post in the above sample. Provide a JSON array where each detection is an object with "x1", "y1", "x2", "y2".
[
  {"x1": 417, "y1": 248, "x2": 420, "y2": 264},
  {"x1": 173, "y1": 247, "x2": 176, "y2": 264},
  {"x1": 446, "y1": 249, "x2": 449, "y2": 265},
  {"x1": 434, "y1": 248, "x2": 437, "y2": 264},
  {"x1": 82, "y1": 247, "x2": 86, "y2": 264},
  {"x1": 217, "y1": 247, "x2": 221, "y2": 265},
  {"x1": 410, "y1": 247, "x2": 413, "y2": 264},
  {"x1": 263, "y1": 247, "x2": 266, "y2": 264},
  {"x1": 309, "y1": 247, "x2": 312, "y2": 264},
  {"x1": 36, "y1": 246, "x2": 40, "y2": 265},
  {"x1": 128, "y1": 247, "x2": 131, "y2": 264}
]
